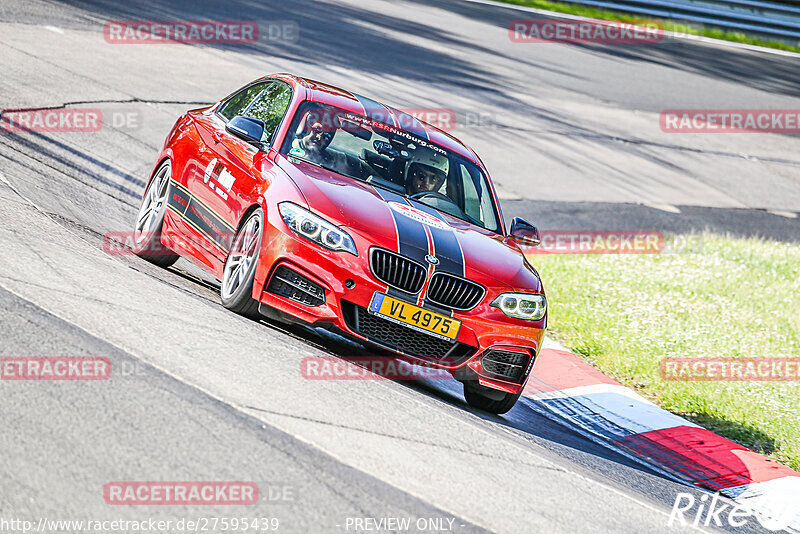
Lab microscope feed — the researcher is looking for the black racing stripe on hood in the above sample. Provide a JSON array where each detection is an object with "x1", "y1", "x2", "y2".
[
  {"x1": 373, "y1": 188, "x2": 430, "y2": 266},
  {"x1": 406, "y1": 200, "x2": 464, "y2": 278},
  {"x1": 371, "y1": 187, "x2": 434, "y2": 303}
]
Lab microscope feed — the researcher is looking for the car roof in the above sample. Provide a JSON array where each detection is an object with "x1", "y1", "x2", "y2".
[{"x1": 267, "y1": 73, "x2": 481, "y2": 164}]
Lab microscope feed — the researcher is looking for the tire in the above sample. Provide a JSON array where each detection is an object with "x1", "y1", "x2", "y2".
[
  {"x1": 464, "y1": 382, "x2": 521, "y2": 415},
  {"x1": 132, "y1": 160, "x2": 180, "y2": 268},
  {"x1": 220, "y1": 207, "x2": 264, "y2": 318}
]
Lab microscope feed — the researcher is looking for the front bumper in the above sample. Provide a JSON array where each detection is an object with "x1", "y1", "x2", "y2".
[{"x1": 252, "y1": 209, "x2": 546, "y2": 395}]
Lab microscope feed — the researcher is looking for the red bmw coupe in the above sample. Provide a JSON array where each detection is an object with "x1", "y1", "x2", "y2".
[{"x1": 133, "y1": 74, "x2": 546, "y2": 414}]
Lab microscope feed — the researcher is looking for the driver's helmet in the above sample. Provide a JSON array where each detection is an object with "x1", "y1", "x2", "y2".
[{"x1": 405, "y1": 147, "x2": 449, "y2": 193}]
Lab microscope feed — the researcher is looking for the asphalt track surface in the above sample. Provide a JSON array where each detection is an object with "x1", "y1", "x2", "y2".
[{"x1": 0, "y1": 0, "x2": 797, "y2": 532}]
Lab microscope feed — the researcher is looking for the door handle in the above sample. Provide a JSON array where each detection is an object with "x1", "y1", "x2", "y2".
[{"x1": 212, "y1": 131, "x2": 222, "y2": 142}]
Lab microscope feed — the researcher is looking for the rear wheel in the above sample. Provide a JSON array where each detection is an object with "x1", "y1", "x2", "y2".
[
  {"x1": 132, "y1": 160, "x2": 179, "y2": 267},
  {"x1": 464, "y1": 382, "x2": 521, "y2": 415},
  {"x1": 220, "y1": 208, "x2": 264, "y2": 318}
]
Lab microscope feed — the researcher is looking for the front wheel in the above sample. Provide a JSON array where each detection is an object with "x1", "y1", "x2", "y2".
[
  {"x1": 132, "y1": 160, "x2": 179, "y2": 267},
  {"x1": 464, "y1": 382, "x2": 521, "y2": 415},
  {"x1": 220, "y1": 208, "x2": 264, "y2": 318}
]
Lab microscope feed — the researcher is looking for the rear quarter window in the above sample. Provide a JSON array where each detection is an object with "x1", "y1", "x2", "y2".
[
  {"x1": 243, "y1": 83, "x2": 292, "y2": 143},
  {"x1": 217, "y1": 83, "x2": 268, "y2": 121}
]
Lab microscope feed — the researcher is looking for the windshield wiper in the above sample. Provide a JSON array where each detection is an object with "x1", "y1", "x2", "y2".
[{"x1": 413, "y1": 197, "x2": 485, "y2": 229}]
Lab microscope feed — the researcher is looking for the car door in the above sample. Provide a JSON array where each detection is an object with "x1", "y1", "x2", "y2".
[{"x1": 190, "y1": 81, "x2": 292, "y2": 262}]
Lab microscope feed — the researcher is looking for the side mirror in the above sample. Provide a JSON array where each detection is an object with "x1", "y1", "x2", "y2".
[
  {"x1": 510, "y1": 217, "x2": 541, "y2": 247},
  {"x1": 226, "y1": 116, "x2": 266, "y2": 146}
]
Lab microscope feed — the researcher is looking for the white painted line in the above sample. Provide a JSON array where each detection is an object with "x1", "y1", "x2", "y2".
[
  {"x1": 462, "y1": 0, "x2": 800, "y2": 58},
  {"x1": 529, "y1": 382, "x2": 652, "y2": 403},
  {"x1": 767, "y1": 209, "x2": 798, "y2": 219},
  {"x1": 529, "y1": 383, "x2": 700, "y2": 435},
  {"x1": 542, "y1": 335, "x2": 570, "y2": 351},
  {"x1": 643, "y1": 202, "x2": 681, "y2": 214},
  {"x1": 43, "y1": 25, "x2": 65, "y2": 34},
  {"x1": 0, "y1": 171, "x2": 41, "y2": 211},
  {"x1": 519, "y1": 396, "x2": 712, "y2": 507}
]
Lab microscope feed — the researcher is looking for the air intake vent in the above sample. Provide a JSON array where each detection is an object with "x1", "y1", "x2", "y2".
[
  {"x1": 481, "y1": 350, "x2": 531, "y2": 382},
  {"x1": 267, "y1": 265, "x2": 325, "y2": 307},
  {"x1": 425, "y1": 272, "x2": 485, "y2": 310},
  {"x1": 369, "y1": 248, "x2": 427, "y2": 294},
  {"x1": 341, "y1": 301, "x2": 476, "y2": 365}
]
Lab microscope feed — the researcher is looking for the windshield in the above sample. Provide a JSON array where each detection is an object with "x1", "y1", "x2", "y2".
[{"x1": 279, "y1": 101, "x2": 501, "y2": 233}]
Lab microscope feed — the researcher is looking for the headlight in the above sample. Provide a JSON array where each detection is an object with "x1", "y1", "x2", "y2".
[
  {"x1": 278, "y1": 202, "x2": 357, "y2": 255},
  {"x1": 491, "y1": 293, "x2": 546, "y2": 321}
]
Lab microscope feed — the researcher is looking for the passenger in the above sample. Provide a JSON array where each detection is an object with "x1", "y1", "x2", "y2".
[{"x1": 291, "y1": 111, "x2": 348, "y2": 173}]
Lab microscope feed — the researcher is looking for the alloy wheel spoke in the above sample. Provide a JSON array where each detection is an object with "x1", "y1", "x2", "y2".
[
  {"x1": 244, "y1": 235, "x2": 258, "y2": 256},
  {"x1": 149, "y1": 181, "x2": 161, "y2": 204},
  {"x1": 233, "y1": 265, "x2": 245, "y2": 288},
  {"x1": 227, "y1": 266, "x2": 241, "y2": 292},
  {"x1": 223, "y1": 213, "x2": 261, "y2": 298},
  {"x1": 136, "y1": 164, "x2": 170, "y2": 240},
  {"x1": 145, "y1": 212, "x2": 158, "y2": 231},
  {"x1": 137, "y1": 205, "x2": 154, "y2": 227},
  {"x1": 157, "y1": 174, "x2": 169, "y2": 196},
  {"x1": 245, "y1": 222, "x2": 260, "y2": 256},
  {"x1": 243, "y1": 221, "x2": 256, "y2": 251}
]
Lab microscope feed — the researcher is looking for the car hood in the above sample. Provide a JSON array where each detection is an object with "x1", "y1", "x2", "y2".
[{"x1": 276, "y1": 156, "x2": 542, "y2": 292}]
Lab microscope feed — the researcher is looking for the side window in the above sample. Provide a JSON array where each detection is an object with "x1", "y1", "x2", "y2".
[
  {"x1": 218, "y1": 83, "x2": 268, "y2": 121},
  {"x1": 460, "y1": 163, "x2": 498, "y2": 230},
  {"x1": 241, "y1": 82, "x2": 292, "y2": 143},
  {"x1": 461, "y1": 164, "x2": 482, "y2": 222}
]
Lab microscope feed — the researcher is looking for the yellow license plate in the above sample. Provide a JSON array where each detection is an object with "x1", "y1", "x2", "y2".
[{"x1": 368, "y1": 293, "x2": 461, "y2": 341}]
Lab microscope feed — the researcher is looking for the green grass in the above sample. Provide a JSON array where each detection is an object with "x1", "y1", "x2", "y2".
[
  {"x1": 498, "y1": 0, "x2": 800, "y2": 53},
  {"x1": 527, "y1": 232, "x2": 800, "y2": 470}
]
